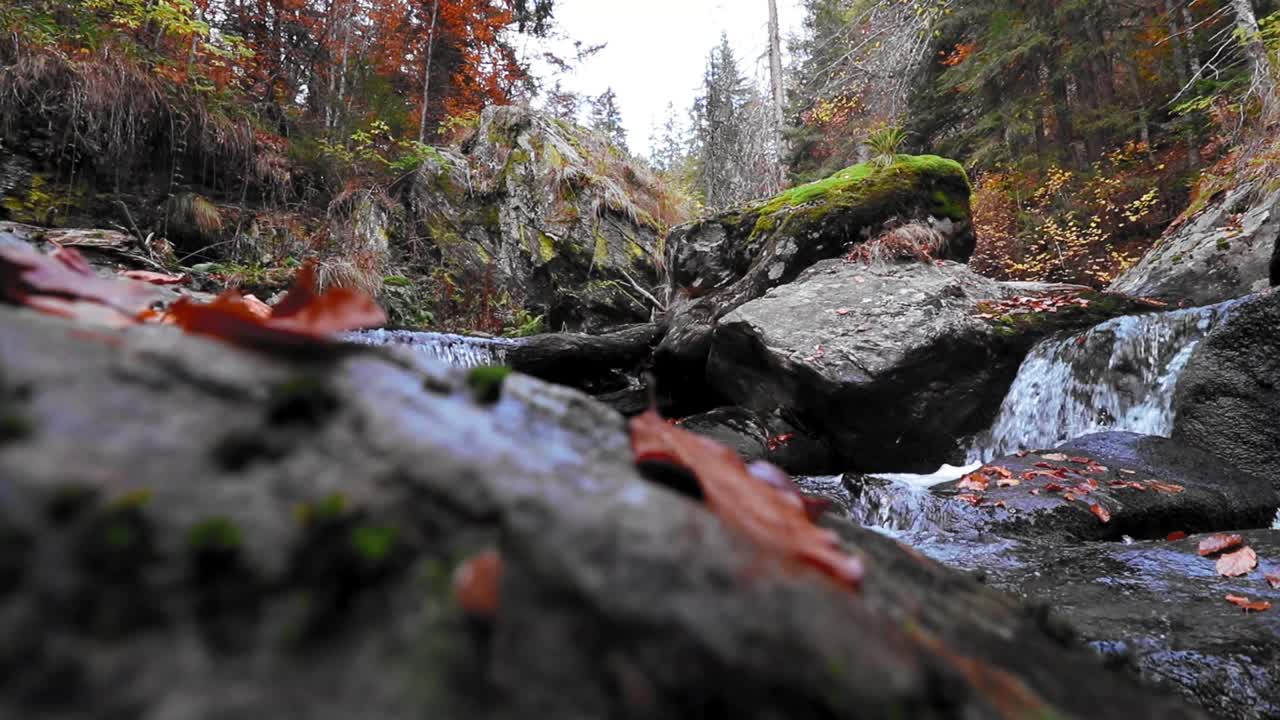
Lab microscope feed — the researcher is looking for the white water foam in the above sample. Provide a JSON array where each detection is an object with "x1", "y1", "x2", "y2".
[
  {"x1": 967, "y1": 300, "x2": 1238, "y2": 462},
  {"x1": 344, "y1": 328, "x2": 514, "y2": 368}
]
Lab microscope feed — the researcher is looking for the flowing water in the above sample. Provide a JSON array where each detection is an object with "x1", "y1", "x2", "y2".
[
  {"x1": 844, "y1": 300, "x2": 1240, "y2": 535},
  {"x1": 966, "y1": 300, "x2": 1238, "y2": 462},
  {"x1": 345, "y1": 329, "x2": 515, "y2": 368}
]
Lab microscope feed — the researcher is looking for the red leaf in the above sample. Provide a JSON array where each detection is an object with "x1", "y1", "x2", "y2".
[
  {"x1": 996, "y1": 476, "x2": 1021, "y2": 488},
  {"x1": 957, "y1": 473, "x2": 989, "y2": 492},
  {"x1": 1148, "y1": 480, "x2": 1186, "y2": 494},
  {"x1": 1225, "y1": 594, "x2": 1271, "y2": 612},
  {"x1": 1089, "y1": 504, "x2": 1111, "y2": 523},
  {"x1": 1198, "y1": 534, "x2": 1244, "y2": 557},
  {"x1": 1166, "y1": 531, "x2": 1187, "y2": 541},
  {"x1": 1043, "y1": 483, "x2": 1065, "y2": 493},
  {"x1": 167, "y1": 263, "x2": 385, "y2": 349},
  {"x1": 955, "y1": 493, "x2": 983, "y2": 506},
  {"x1": 453, "y1": 549, "x2": 503, "y2": 617},
  {"x1": 629, "y1": 410, "x2": 863, "y2": 590},
  {"x1": 986, "y1": 465, "x2": 1013, "y2": 479},
  {"x1": 122, "y1": 270, "x2": 188, "y2": 286},
  {"x1": 1267, "y1": 572, "x2": 1280, "y2": 590},
  {"x1": 1068, "y1": 456, "x2": 1092, "y2": 465},
  {"x1": 0, "y1": 242, "x2": 164, "y2": 315},
  {"x1": 766, "y1": 433, "x2": 795, "y2": 451},
  {"x1": 1217, "y1": 547, "x2": 1258, "y2": 577}
]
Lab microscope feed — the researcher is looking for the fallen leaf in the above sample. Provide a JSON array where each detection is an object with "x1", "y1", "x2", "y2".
[
  {"x1": 986, "y1": 465, "x2": 1013, "y2": 479},
  {"x1": 1043, "y1": 483, "x2": 1065, "y2": 493},
  {"x1": 834, "y1": 308, "x2": 851, "y2": 316},
  {"x1": 996, "y1": 477, "x2": 1021, "y2": 488},
  {"x1": 453, "y1": 549, "x2": 502, "y2": 617},
  {"x1": 955, "y1": 493, "x2": 983, "y2": 506},
  {"x1": 1198, "y1": 534, "x2": 1244, "y2": 557},
  {"x1": 1118, "y1": 469, "x2": 1137, "y2": 476},
  {"x1": 1148, "y1": 480, "x2": 1185, "y2": 494},
  {"x1": 1166, "y1": 531, "x2": 1187, "y2": 541},
  {"x1": 1062, "y1": 492, "x2": 1077, "y2": 502},
  {"x1": 1225, "y1": 594, "x2": 1272, "y2": 612},
  {"x1": 1089, "y1": 503, "x2": 1111, "y2": 523},
  {"x1": 1217, "y1": 546, "x2": 1258, "y2": 577},
  {"x1": 122, "y1": 270, "x2": 188, "y2": 285},
  {"x1": 957, "y1": 473, "x2": 990, "y2": 492},
  {"x1": 630, "y1": 410, "x2": 863, "y2": 590},
  {"x1": 0, "y1": 242, "x2": 164, "y2": 315},
  {"x1": 1041, "y1": 453, "x2": 1069, "y2": 462},
  {"x1": 766, "y1": 433, "x2": 795, "y2": 451},
  {"x1": 1068, "y1": 456, "x2": 1092, "y2": 465},
  {"x1": 167, "y1": 263, "x2": 385, "y2": 349},
  {"x1": 1030, "y1": 489, "x2": 1041, "y2": 496}
]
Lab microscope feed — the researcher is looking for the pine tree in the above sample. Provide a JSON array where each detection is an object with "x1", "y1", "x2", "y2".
[{"x1": 589, "y1": 88, "x2": 629, "y2": 152}]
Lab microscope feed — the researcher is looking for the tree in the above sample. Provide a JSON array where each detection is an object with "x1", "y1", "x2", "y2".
[{"x1": 589, "y1": 88, "x2": 629, "y2": 151}]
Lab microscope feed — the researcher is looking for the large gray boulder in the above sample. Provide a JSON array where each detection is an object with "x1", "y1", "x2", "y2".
[
  {"x1": 410, "y1": 106, "x2": 674, "y2": 331},
  {"x1": 703, "y1": 259, "x2": 1157, "y2": 472},
  {"x1": 1174, "y1": 288, "x2": 1280, "y2": 479},
  {"x1": 0, "y1": 305, "x2": 1202, "y2": 719},
  {"x1": 1109, "y1": 184, "x2": 1280, "y2": 306},
  {"x1": 656, "y1": 157, "x2": 975, "y2": 382}
]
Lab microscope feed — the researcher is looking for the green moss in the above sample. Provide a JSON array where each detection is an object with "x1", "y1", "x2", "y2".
[
  {"x1": 297, "y1": 493, "x2": 348, "y2": 525},
  {"x1": 743, "y1": 155, "x2": 971, "y2": 243},
  {"x1": 189, "y1": 517, "x2": 242, "y2": 551},
  {"x1": 1171, "y1": 254, "x2": 1183, "y2": 265},
  {"x1": 350, "y1": 525, "x2": 398, "y2": 561},
  {"x1": 593, "y1": 229, "x2": 610, "y2": 267},
  {"x1": 1217, "y1": 237, "x2": 1231, "y2": 251},
  {"x1": 109, "y1": 489, "x2": 153, "y2": 511},
  {"x1": 538, "y1": 233, "x2": 557, "y2": 263},
  {"x1": 466, "y1": 366, "x2": 512, "y2": 405}
]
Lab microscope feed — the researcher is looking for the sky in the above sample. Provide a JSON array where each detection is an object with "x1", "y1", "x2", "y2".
[{"x1": 524, "y1": 0, "x2": 805, "y2": 156}]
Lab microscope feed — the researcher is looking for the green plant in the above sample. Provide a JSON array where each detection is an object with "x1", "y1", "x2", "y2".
[
  {"x1": 864, "y1": 126, "x2": 909, "y2": 167},
  {"x1": 503, "y1": 309, "x2": 545, "y2": 338}
]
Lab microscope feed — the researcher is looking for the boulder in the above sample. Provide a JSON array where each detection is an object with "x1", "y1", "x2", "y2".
[
  {"x1": 410, "y1": 106, "x2": 676, "y2": 332},
  {"x1": 0, "y1": 306, "x2": 1203, "y2": 719},
  {"x1": 701, "y1": 259, "x2": 1158, "y2": 472},
  {"x1": 931, "y1": 433, "x2": 1280, "y2": 542},
  {"x1": 657, "y1": 156, "x2": 975, "y2": 379},
  {"x1": 1174, "y1": 288, "x2": 1280, "y2": 479},
  {"x1": 937, "y1": 529, "x2": 1280, "y2": 720},
  {"x1": 1109, "y1": 184, "x2": 1280, "y2": 306}
]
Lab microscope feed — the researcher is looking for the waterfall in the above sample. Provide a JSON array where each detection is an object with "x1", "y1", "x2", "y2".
[
  {"x1": 344, "y1": 329, "x2": 515, "y2": 368},
  {"x1": 968, "y1": 300, "x2": 1238, "y2": 462}
]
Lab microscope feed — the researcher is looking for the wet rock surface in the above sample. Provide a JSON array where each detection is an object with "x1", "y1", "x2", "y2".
[
  {"x1": 0, "y1": 306, "x2": 1204, "y2": 720},
  {"x1": 931, "y1": 433, "x2": 1280, "y2": 542},
  {"x1": 1109, "y1": 184, "x2": 1280, "y2": 306},
  {"x1": 1174, "y1": 288, "x2": 1280, "y2": 480}
]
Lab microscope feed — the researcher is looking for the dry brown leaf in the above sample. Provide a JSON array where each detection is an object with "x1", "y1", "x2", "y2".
[
  {"x1": 1225, "y1": 594, "x2": 1272, "y2": 612},
  {"x1": 1148, "y1": 480, "x2": 1186, "y2": 494},
  {"x1": 630, "y1": 410, "x2": 863, "y2": 590},
  {"x1": 1198, "y1": 534, "x2": 1245, "y2": 557},
  {"x1": 1041, "y1": 453, "x2": 1069, "y2": 462},
  {"x1": 453, "y1": 549, "x2": 503, "y2": 617},
  {"x1": 0, "y1": 242, "x2": 164, "y2": 315},
  {"x1": 958, "y1": 473, "x2": 990, "y2": 492},
  {"x1": 122, "y1": 270, "x2": 187, "y2": 285},
  {"x1": 1089, "y1": 504, "x2": 1111, "y2": 524},
  {"x1": 1217, "y1": 546, "x2": 1258, "y2": 577}
]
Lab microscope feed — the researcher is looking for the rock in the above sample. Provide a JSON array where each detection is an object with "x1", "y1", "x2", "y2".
[
  {"x1": 409, "y1": 106, "x2": 674, "y2": 332},
  {"x1": 658, "y1": 157, "x2": 975, "y2": 379},
  {"x1": 936, "y1": 529, "x2": 1280, "y2": 720},
  {"x1": 1174, "y1": 289, "x2": 1280, "y2": 479},
  {"x1": 700, "y1": 259, "x2": 1156, "y2": 473},
  {"x1": 1109, "y1": 184, "x2": 1280, "y2": 306},
  {"x1": 0, "y1": 306, "x2": 1203, "y2": 719},
  {"x1": 931, "y1": 433, "x2": 1280, "y2": 542}
]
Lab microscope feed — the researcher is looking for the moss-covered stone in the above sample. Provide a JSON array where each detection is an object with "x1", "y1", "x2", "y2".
[{"x1": 466, "y1": 366, "x2": 512, "y2": 405}]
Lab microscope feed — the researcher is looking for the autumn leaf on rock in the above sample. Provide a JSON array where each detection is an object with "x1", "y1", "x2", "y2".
[
  {"x1": 122, "y1": 270, "x2": 188, "y2": 286},
  {"x1": 0, "y1": 242, "x2": 165, "y2": 316},
  {"x1": 1225, "y1": 594, "x2": 1272, "y2": 613},
  {"x1": 957, "y1": 473, "x2": 989, "y2": 492},
  {"x1": 955, "y1": 493, "x2": 983, "y2": 507},
  {"x1": 1166, "y1": 531, "x2": 1187, "y2": 542},
  {"x1": 1148, "y1": 480, "x2": 1185, "y2": 494},
  {"x1": 167, "y1": 263, "x2": 385, "y2": 350},
  {"x1": 996, "y1": 477, "x2": 1021, "y2": 488},
  {"x1": 1217, "y1": 546, "x2": 1258, "y2": 577},
  {"x1": 986, "y1": 465, "x2": 1013, "y2": 479},
  {"x1": 453, "y1": 549, "x2": 503, "y2": 617},
  {"x1": 1089, "y1": 504, "x2": 1111, "y2": 524},
  {"x1": 629, "y1": 410, "x2": 864, "y2": 590},
  {"x1": 1198, "y1": 534, "x2": 1245, "y2": 557},
  {"x1": 1041, "y1": 453, "x2": 1069, "y2": 462}
]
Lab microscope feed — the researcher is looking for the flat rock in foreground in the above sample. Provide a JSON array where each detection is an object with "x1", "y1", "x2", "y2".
[{"x1": 0, "y1": 307, "x2": 1199, "y2": 719}]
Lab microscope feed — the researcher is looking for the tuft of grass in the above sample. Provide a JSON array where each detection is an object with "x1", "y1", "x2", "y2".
[
  {"x1": 865, "y1": 125, "x2": 910, "y2": 167},
  {"x1": 846, "y1": 223, "x2": 948, "y2": 265}
]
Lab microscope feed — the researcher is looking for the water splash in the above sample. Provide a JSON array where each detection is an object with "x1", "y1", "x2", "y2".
[
  {"x1": 344, "y1": 329, "x2": 515, "y2": 368},
  {"x1": 968, "y1": 301, "x2": 1238, "y2": 462},
  {"x1": 843, "y1": 475, "x2": 965, "y2": 536}
]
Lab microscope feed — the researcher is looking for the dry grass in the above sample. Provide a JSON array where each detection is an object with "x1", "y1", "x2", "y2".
[{"x1": 845, "y1": 222, "x2": 948, "y2": 265}]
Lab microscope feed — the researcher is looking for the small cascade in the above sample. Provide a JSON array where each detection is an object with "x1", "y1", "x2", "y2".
[
  {"x1": 968, "y1": 300, "x2": 1238, "y2": 462},
  {"x1": 344, "y1": 329, "x2": 515, "y2": 368},
  {"x1": 844, "y1": 466, "x2": 974, "y2": 535}
]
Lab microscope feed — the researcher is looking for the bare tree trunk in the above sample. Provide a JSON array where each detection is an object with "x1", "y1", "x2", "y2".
[
  {"x1": 417, "y1": 0, "x2": 440, "y2": 144},
  {"x1": 1231, "y1": 0, "x2": 1276, "y2": 111},
  {"x1": 767, "y1": 0, "x2": 786, "y2": 184}
]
